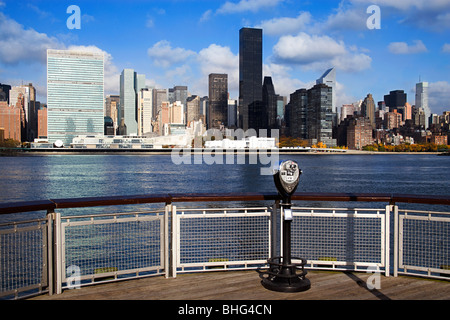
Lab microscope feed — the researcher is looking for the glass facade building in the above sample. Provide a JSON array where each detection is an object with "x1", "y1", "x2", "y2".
[
  {"x1": 239, "y1": 27, "x2": 262, "y2": 131},
  {"x1": 47, "y1": 49, "x2": 104, "y2": 145},
  {"x1": 120, "y1": 69, "x2": 146, "y2": 136}
]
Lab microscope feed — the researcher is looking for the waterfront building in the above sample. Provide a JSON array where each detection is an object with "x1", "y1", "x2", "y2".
[
  {"x1": 204, "y1": 136, "x2": 276, "y2": 149},
  {"x1": 186, "y1": 95, "x2": 201, "y2": 124},
  {"x1": 9, "y1": 83, "x2": 38, "y2": 141},
  {"x1": 412, "y1": 106, "x2": 426, "y2": 128},
  {"x1": 287, "y1": 88, "x2": 308, "y2": 139},
  {"x1": 227, "y1": 99, "x2": 237, "y2": 128},
  {"x1": 120, "y1": 69, "x2": 145, "y2": 136},
  {"x1": 37, "y1": 106, "x2": 47, "y2": 138},
  {"x1": 307, "y1": 84, "x2": 337, "y2": 147},
  {"x1": 0, "y1": 101, "x2": 21, "y2": 141},
  {"x1": 105, "y1": 95, "x2": 120, "y2": 133},
  {"x1": 384, "y1": 90, "x2": 406, "y2": 112},
  {"x1": 361, "y1": 93, "x2": 376, "y2": 129},
  {"x1": 340, "y1": 104, "x2": 357, "y2": 123},
  {"x1": 346, "y1": 116, "x2": 374, "y2": 150},
  {"x1": 262, "y1": 76, "x2": 278, "y2": 130},
  {"x1": 208, "y1": 73, "x2": 228, "y2": 129},
  {"x1": 47, "y1": 49, "x2": 104, "y2": 145},
  {"x1": 152, "y1": 89, "x2": 168, "y2": 119},
  {"x1": 138, "y1": 88, "x2": 153, "y2": 135},
  {"x1": 316, "y1": 68, "x2": 336, "y2": 114},
  {"x1": 0, "y1": 83, "x2": 11, "y2": 104},
  {"x1": 239, "y1": 27, "x2": 263, "y2": 131},
  {"x1": 415, "y1": 82, "x2": 430, "y2": 129},
  {"x1": 385, "y1": 109, "x2": 403, "y2": 129}
]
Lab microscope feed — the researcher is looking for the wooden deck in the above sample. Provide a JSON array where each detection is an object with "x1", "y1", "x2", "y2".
[{"x1": 31, "y1": 270, "x2": 450, "y2": 300}]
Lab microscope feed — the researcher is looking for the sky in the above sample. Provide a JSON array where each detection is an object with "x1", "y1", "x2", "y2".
[{"x1": 0, "y1": 0, "x2": 449, "y2": 115}]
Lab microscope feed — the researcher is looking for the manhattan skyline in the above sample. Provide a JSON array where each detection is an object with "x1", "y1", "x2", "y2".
[{"x1": 1, "y1": 0, "x2": 449, "y2": 115}]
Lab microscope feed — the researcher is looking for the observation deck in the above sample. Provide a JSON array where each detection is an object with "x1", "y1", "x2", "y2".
[{"x1": 1, "y1": 192, "x2": 449, "y2": 301}]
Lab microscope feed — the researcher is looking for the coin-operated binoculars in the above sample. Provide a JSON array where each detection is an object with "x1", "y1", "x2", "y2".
[{"x1": 259, "y1": 160, "x2": 311, "y2": 292}]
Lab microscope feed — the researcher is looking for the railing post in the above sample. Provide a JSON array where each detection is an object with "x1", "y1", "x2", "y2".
[
  {"x1": 54, "y1": 211, "x2": 63, "y2": 294},
  {"x1": 164, "y1": 203, "x2": 170, "y2": 279},
  {"x1": 170, "y1": 204, "x2": 177, "y2": 278},
  {"x1": 393, "y1": 203, "x2": 399, "y2": 277},
  {"x1": 271, "y1": 200, "x2": 279, "y2": 259},
  {"x1": 46, "y1": 209, "x2": 54, "y2": 295},
  {"x1": 385, "y1": 204, "x2": 390, "y2": 277}
]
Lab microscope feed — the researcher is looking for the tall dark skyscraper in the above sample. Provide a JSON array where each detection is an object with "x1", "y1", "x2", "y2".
[
  {"x1": 384, "y1": 90, "x2": 407, "y2": 112},
  {"x1": 239, "y1": 27, "x2": 262, "y2": 131},
  {"x1": 208, "y1": 73, "x2": 228, "y2": 129},
  {"x1": 262, "y1": 76, "x2": 277, "y2": 130}
]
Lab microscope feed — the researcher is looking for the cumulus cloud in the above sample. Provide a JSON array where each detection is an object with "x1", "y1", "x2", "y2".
[
  {"x1": 388, "y1": 40, "x2": 428, "y2": 54},
  {"x1": 428, "y1": 81, "x2": 450, "y2": 114},
  {"x1": 0, "y1": 12, "x2": 64, "y2": 65},
  {"x1": 272, "y1": 32, "x2": 371, "y2": 72},
  {"x1": 256, "y1": 12, "x2": 311, "y2": 36},
  {"x1": 351, "y1": 0, "x2": 450, "y2": 31},
  {"x1": 147, "y1": 40, "x2": 196, "y2": 68},
  {"x1": 217, "y1": 0, "x2": 285, "y2": 14}
]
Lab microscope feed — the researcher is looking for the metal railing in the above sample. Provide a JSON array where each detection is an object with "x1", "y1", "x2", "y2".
[{"x1": 0, "y1": 192, "x2": 449, "y2": 299}]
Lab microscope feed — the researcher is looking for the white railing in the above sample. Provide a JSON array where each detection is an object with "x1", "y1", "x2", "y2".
[
  {"x1": 289, "y1": 206, "x2": 389, "y2": 276},
  {"x1": 0, "y1": 194, "x2": 449, "y2": 299},
  {"x1": 172, "y1": 206, "x2": 272, "y2": 275},
  {"x1": 395, "y1": 208, "x2": 450, "y2": 279}
]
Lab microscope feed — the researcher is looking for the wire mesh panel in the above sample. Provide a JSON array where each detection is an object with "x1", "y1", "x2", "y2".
[
  {"x1": 290, "y1": 208, "x2": 385, "y2": 271},
  {"x1": 176, "y1": 208, "x2": 271, "y2": 272},
  {"x1": 399, "y1": 211, "x2": 450, "y2": 278},
  {"x1": 0, "y1": 219, "x2": 48, "y2": 299},
  {"x1": 59, "y1": 211, "x2": 165, "y2": 289}
]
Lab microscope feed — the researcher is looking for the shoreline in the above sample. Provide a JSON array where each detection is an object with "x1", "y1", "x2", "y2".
[{"x1": 0, "y1": 148, "x2": 444, "y2": 156}]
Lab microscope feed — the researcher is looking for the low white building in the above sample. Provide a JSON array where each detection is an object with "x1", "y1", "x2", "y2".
[{"x1": 204, "y1": 136, "x2": 276, "y2": 149}]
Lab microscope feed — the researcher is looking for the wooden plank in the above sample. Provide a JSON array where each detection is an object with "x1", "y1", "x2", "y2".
[{"x1": 29, "y1": 270, "x2": 450, "y2": 300}]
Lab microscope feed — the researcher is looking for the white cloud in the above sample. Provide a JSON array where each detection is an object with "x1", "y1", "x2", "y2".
[
  {"x1": 196, "y1": 44, "x2": 239, "y2": 95},
  {"x1": 217, "y1": 0, "x2": 285, "y2": 14},
  {"x1": 147, "y1": 40, "x2": 196, "y2": 68},
  {"x1": 388, "y1": 40, "x2": 428, "y2": 54},
  {"x1": 0, "y1": 12, "x2": 64, "y2": 65},
  {"x1": 442, "y1": 43, "x2": 450, "y2": 53},
  {"x1": 263, "y1": 63, "x2": 311, "y2": 98},
  {"x1": 256, "y1": 12, "x2": 311, "y2": 36},
  {"x1": 428, "y1": 81, "x2": 450, "y2": 114},
  {"x1": 199, "y1": 10, "x2": 213, "y2": 23},
  {"x1": 272, "y1": 32, "x2": 371, "y2": 72}
]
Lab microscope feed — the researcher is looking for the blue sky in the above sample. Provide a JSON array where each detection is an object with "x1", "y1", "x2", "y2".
[{"x1": 1, "y1": 0, "x2": 449, "y2": 115}]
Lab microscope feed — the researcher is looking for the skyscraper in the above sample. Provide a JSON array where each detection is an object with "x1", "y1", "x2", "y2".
[
  {"x1": 262, "y1": 76, "x2": 277, "y2": 129},
  {"x1": 384, "y1": 90, "x2": 406, "y2": 111},
  {"x1": 208, "y1": 73, "x2": 228, "y2": 129},
  {"x1": 47, "y1": 49, "x2": 104, "y2": 145},
  {"x1": 316, "y1": 68, "x2": 336, "y2": 113},
  {"x1": 361, "y1": 93, "x2": 376, "y2": 129},
  {"x1": 415, "y1": 82, "x2": 430, "y2": 128},
  {"x1": 239, "y1": 27, "x2": 262, "y2": 131},
  {"x1": 307, "y1": 84, "x2": 336, "y2": 147},
  {"x1": 120, "y1": 69, "x2": 145, "y2": 135}
]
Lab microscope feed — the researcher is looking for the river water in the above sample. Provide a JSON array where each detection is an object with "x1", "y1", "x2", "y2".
[{"x1": 0, "y1": 153, "x2": 449, "y2": 219}]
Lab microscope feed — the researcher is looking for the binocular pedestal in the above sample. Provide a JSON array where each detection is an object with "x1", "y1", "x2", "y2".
[{"x1": 259, "y1": 200, "x2": 311, "y2": 293}]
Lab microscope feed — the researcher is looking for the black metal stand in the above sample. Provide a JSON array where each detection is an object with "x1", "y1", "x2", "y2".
[{"x1": 259, "y1": 196, "x2": 311, "y2": 292}]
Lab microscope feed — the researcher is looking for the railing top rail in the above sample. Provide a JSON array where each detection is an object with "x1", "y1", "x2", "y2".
[{"x1": 0, "y1": 192, "x2": 449, "y2": 215}]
